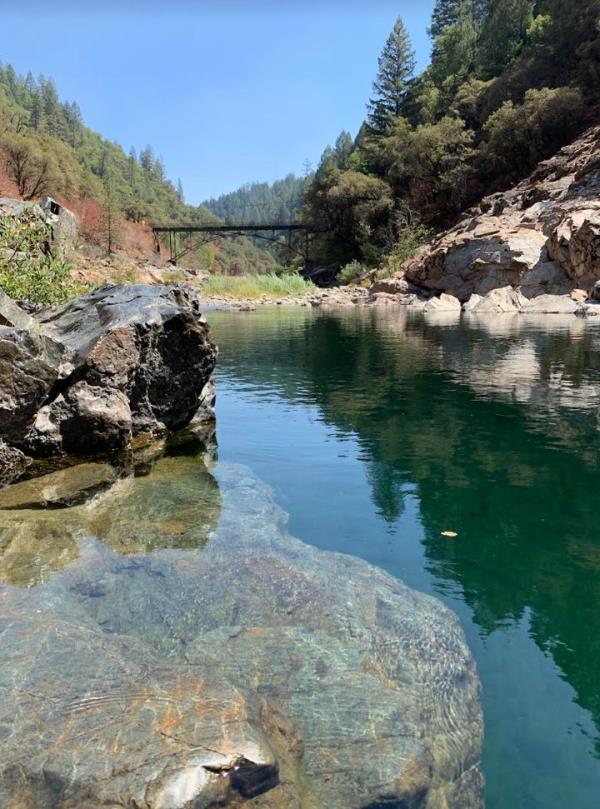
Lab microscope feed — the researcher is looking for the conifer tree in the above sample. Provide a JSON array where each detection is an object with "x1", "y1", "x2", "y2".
[
  {"x1": 334, "y1": 131, "x2": 354, "y2": 170},
  {"x1": 477, "y1": 0, "x2": 535, "y2": 77},
  {"x1": 367, "y1": 17, "x2": 416, "y2": 136},
  {"x1": 429, "y1": 0, "x2": 463, "y2": 38},
  {"x1": 430, "y1": 0, "x2": 490, "y2": 38}
]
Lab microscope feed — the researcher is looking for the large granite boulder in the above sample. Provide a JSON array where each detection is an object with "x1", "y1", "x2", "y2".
[
  {"x1": 423, "y1": 292, "x2": 462, "y2": 312},
  {"x1": 547, "y1": 208, "x2": 600, "y2": 283},
  {"x1": 521, "y1": 294, "x2": 580, "y2": 315},
  {"x1": 0, "y1": 285, "x2": 217, "y2": 474},
  {"x1": 0, "y1": 461, "x2": 484, "y2": 808},
  {"x1": 463, "y1": 286, "x2": 526, "y2": 314},
  {"x1": 40, "y1": 196, "x2": 78, "y2": 259},
  {"x1": 391, "y1": 126, "x2": 600, "y2": 302}
]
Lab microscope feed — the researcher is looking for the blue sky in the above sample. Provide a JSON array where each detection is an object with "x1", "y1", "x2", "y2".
[{"x1": 2, "y1": 1, "x2": 435, "y2": 203}]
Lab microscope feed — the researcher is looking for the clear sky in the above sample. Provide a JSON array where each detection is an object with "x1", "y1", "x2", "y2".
[{"x1": 2, "y1": 1, "x2": 435, "y2": 204}]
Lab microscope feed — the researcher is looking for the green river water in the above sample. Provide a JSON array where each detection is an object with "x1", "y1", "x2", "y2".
[
  {"x1": 2, "y1": 304, "x2": 600, "y2": 808},
  {"x1": 209, "y1": 306, "x2": 600, "y2": 809}
]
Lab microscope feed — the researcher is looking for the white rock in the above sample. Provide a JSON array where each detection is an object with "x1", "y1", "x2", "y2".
[
  {"x1": 423, "y1": 293, "x2": 461, "y2": 313},
  {"x1": 520, "y1": 295, "x2": 579, "y2": 314},
  {"x1": 466, "y1": 286, "x2": 525, "y2": 314}
]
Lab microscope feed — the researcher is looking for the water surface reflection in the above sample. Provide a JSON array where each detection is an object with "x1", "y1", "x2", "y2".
[{"x1": 211, "y1": 306, "x2": 600, "y2": 809}]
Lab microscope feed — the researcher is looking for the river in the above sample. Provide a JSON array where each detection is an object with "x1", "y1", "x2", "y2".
[{"x1": 209, "y1": 305, "x2": 600, "y2": 809}]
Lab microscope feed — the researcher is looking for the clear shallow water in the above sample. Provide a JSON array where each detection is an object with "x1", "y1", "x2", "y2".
[{"x1": 208, "y1": 306, "x2": 600, "y2": 809}]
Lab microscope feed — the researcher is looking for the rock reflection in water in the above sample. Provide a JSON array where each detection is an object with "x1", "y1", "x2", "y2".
[{"x1": 0, "y1": 457, "x2": 483, "y2": 809}]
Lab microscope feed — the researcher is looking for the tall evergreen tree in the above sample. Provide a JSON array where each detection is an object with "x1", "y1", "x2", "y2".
[
  {"x1": 430, "y1": 2, "x2": 479, "y2": 93},
  {"x1": 367, "y1": 17, "x2": 416, "y2": 136},
  {"x1": 334, "y1": 131, "x2": 354, "y2": 170},
  {"x1": 429, "y1": 0, "x2": 463, "y2": 38},
  {"x1": 139, "y1": 145, "x2": 155, "y2": 173},
  {"x1": 177, "y1": 178, "x2": 184, "y2": 202},
  {"x1": 430, "y1": 0, "x2": 490, "y2": 38},
  {"x1": 477, "y1": 0, "x2": 535, "y2": 77}
]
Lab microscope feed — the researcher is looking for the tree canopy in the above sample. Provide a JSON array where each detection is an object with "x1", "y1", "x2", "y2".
[{"x1": 304, "y1": 0, "x2": 600, "y2": 271}]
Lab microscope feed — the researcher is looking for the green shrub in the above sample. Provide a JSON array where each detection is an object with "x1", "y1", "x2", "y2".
[
  {"x1": 338, "y1": 260, "x2": 367, "y2": 285},
  {"x1": 0, "y1": 209, "x2": 83, "y2": 305},
  {"x1": 379, "y1": 223, "x2": 432, "y2": 278},
  {"x1": 480, "y1": 87, "x2": 585, "y2": 181}
]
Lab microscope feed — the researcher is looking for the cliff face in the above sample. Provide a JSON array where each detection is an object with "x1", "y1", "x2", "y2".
[{"x1": 401, "y1": 126, "x2": 600, "y2": 302}]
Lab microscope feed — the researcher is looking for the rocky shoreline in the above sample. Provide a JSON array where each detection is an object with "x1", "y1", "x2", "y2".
[
  {"x1": 201, "y1": 125, "x2": 600, "y2": 318},
  {"x1": 197, "y1": 281, "x2": 600, "y2": 317},
  {"x1": 377, "y1": 125, "x2": 600, "y2": 313}
]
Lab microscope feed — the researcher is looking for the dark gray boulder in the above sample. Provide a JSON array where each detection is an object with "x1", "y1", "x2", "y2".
[
  {"x1": 0, "y1": 285, "x2": 217, "y2": 475},
  {"x1": 0, "y1": 326, "x2": 73, "y2": 445}
]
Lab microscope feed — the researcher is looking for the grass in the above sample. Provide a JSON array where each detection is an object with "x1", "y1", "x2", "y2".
[{"x1": 201, "y1": 273, "x2": 316, "y2": 300}]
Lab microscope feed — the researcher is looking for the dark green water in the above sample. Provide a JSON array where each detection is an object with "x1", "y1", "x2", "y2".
[{"x1": 209, "y1": 306, "x2": 600, "y2": 809}]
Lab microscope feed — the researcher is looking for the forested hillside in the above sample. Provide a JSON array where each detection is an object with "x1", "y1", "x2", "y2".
[
  {"x1": 305, "y1": 0, "x2": 600, "y2": 273},
  {"x1": 0, "y1": 65, "x2": 277, "y2": 273},
  {"x1": 203, "y1": 174, "x2": 305, "y2": 224}
]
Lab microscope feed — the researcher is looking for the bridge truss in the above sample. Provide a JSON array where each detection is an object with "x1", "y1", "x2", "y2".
[{"x1": 152, "y1": 223, "x2": 318, "y2": 265}]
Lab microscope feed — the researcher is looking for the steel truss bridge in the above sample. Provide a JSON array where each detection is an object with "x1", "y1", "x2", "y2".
[{"x1": 152, "y1": 222, "x2": 319, "y2": 265}]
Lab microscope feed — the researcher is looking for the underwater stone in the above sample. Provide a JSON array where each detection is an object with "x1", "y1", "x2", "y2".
[{"x1": 0, "y1": 462, "x2": 484, "y2": 808}]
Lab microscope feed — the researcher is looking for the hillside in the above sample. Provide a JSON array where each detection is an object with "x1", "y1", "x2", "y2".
[
  {"x1": 203, "y1": 174, "x2": 305, "y2": 225},
  {"x1": 0, "y1": 63, "x2": 277, "y2": 275},
  {"x1": 304, "y1": 0, "x2": 600, "y2": 276}
]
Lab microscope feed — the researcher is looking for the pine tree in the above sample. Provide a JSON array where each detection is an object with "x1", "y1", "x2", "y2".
[
  {"x1": 477, "y1": 0, "x2": 535, "y2": 77},
  {"x1": 334, "y1": 131, "x2": 354, "y2": 170},
  {"x1": 127, "y1": 147, "x2": 137, "y2": 186},
  {"x1": 367, "y1": 17, "x2": 416, "y2": 136},
  {"x1": 430, "y1": 0, "x2": 490, "y2": 38},
  {"x1": 429, "y1": 0, "x2": 463, "y2": 38},
  {"x1": 99, "y1": 155, "x2": 122, "y2": 254},
  {"x1": 139, "y1": 145, "x2": 155, "y2": 173},
  {"x1": 177, "y1": 178, "x2": 184, "y2": 202}
]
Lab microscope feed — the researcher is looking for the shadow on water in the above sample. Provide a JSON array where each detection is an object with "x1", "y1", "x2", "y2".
[{"x1": 210, "y1": 305, "x2": 600, "y2": 809}]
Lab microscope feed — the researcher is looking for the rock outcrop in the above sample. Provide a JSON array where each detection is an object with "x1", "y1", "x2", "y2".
[
  {"x1": 0, "y1": 284, "x2": 217, "y2": 481},
  {"x1": 0, "y1": 195, "x2": 77, "y2": 259},
  {"x1": 397, "y1": 126, "x2": 600, "y2": 302},
  {"x1": 0, "y1": 460, "x2": 484, "y2": 808}
]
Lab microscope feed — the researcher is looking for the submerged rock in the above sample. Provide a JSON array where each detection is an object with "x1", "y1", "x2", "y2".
[
  {"x1": 0, "y1": 462, "x2": 118, "y2": 510},
  {"x1": 0, "y1": 462, "x2": 484, "y2": 808}
]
